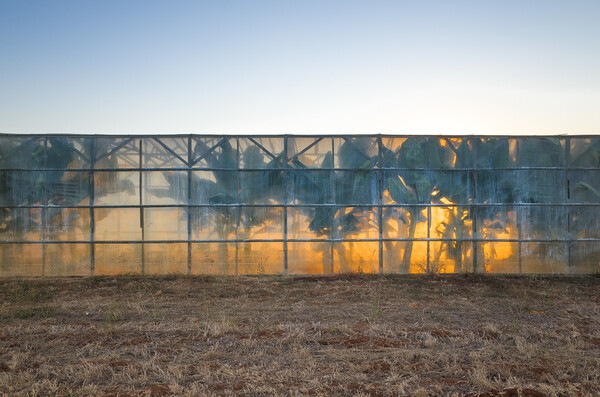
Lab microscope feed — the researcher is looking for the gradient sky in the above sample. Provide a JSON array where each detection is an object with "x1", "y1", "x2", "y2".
[{"x1": 1, "y1": 0, "x2": 599, "y2": 135}]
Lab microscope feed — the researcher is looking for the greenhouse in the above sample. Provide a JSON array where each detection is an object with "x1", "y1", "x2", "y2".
[{"x1": 0, "y1": 134, "x2": 599, "y2": 276}]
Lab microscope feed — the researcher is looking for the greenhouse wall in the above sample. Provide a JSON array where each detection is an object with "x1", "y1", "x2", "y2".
[{"x1": 1, "y1": 134, "x2": 599, "y2": 276}]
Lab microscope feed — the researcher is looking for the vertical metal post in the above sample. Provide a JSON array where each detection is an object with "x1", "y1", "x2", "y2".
[
  {"x1": 329, "y1": 136, "x2": 335, "y2": 274},
  {"x1": 516, "y1": 139, "x2": 522, "y2": 274},
  {"x1": 471, "y1": 139, "x2": 478, "y2": 273},
  {"x1": 565, "y1": 137, "x2": 572, "y2": 273},
  {"x1": 89, "y1": 139, "x2": 95, "y2": 275},
  {"x1": 283, "y1": 136, "x2": 288, "y2": 275},
  {"x1": 427, "y1": 206, "x2": 431, "y2": 273},
  {"x1": 42, "y1": 137, "x2": 48, "y2": 276},
  {"x1": 235, "y1": 137, "x2": 239, "y2": 276},
  {"x1": 377, "y1": 135, "x2": 384, "y2": 275},
  {"x1": 187, "y1": 135, "x2": 193, "y2": 275},
  {"x1": 139, "y1": 138, "x2": 145, "y2": 274}
]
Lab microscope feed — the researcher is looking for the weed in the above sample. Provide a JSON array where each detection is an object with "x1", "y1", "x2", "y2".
[{"x1": 104, "y1": 306, "x2": 125, "y2": 324}]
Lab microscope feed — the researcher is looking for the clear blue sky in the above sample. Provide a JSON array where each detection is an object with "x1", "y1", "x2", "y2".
[{"x1": 1, "y1": 0, "x2": 599, "y2": 134}]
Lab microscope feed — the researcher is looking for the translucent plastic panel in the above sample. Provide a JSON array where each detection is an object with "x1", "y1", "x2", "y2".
[
  {"x1": 382, "y1": 171, "x2": 437, "y2": 205},
  {"x1": 143, "y1": 208, "x2": 187, "y2": 241},
  {"x1": 515, "y1": 170, "x2": 565, "y2": 203},
  {"x1": 521, "y1": 242, "x2": 569, "y2": 274},
  {"x1": 45, "y1": 244, "x2": 90, "y2": 276},
  {"x1": 287, "y1": 208, "x2": 331, "y2": 240},
  {"x1": 0, "y1": 208, "x2": 42, "y2": 241},
  {"x1": 94, "y1": 208, "x2": 141, "y2": 241},
  {"x1": 335, "y1": 171, "x2": 377, "y2": 205},
  {"x1": 380, "y1": 137, "x2": 407, "y2": 165},
  {"x1": 334, "y1": 137, "x2": 377, "y2": 169},
  {"x1": 93, "y1": 171, "x2": 138, "y2": 205},
  {"x1": 474, "y1": 171, "x2": 518, "y2": 204},
  {"x1": 474, "y1": 207, "x2": 517, "y2": 241},
  {"x1": 518, "y1": 206, "x2": 566, "y2": 240},
  {"x1": 237, "y1": 242, "x2": 283, "y2": 275},
  {"x1": 143, "y1": 137, "x2": 188, "y2": 168},
  {"x1": 430, "y1": 206, "x2": 473, "y2": 242},
  {"x1": 569, "y1": 170, "x2": 600, "y2": 204},
  {"x1": 333, "y1": 207, "x2": 378, "y2": 240},
  {"x1": 478, "y1": 242, "x2": 519, "y2": 273},
  {"x1": 192, "y1": 137, "x2": 237, "y2": 169},
  {"x1": 382, "y1": 207, "x2": 428, "y2": 240},
  {"x1": 288, "y1": 241, "x2": 332, "y2": 274},
  {"x1": 142, "y1": 171, "x2": 187, "y2": 205},
  {"x1": 334, "y1": 241, "x2": 379, "y2": 274},
  {"x1": 94, "y1": 137, "x2": 139, "y2": 169},
  {"x1": 190, "y1": 207, "x2": 236, "y2": 241},
  {"x1": 287, "y1": 137, "x2": 333, "y2": 168},
  {"x1": 0, "y1": 244, "x2": 43, "y2": 276},
  {"x1": 239, "y1": 207, "x2": 282, "y2": 240},
  {"x1": 94, "y1": 243, "x2": 141, "y2": 275},
  {"x1": 59, "y1": 137, "x2": 92, "y2": 169},
  {"x1": 383, "y1": 241, "x2": 428, "y2": 274},
  {"x1": 46, "y1": 208, "x2": 90, "y2": 241},
  {"x1": 143, "y1": 243, "x2": 187, "y2": 275},
  {"x1": 239, "y1": 137, "x2": 284, "y2": 169},
  {"x1": 569, "y1": 138, "x2": 600, "y2": 168},
  {"x1": 570, "y1": 206, "x2": 600, "y2": 239},
  {"x1": 0, "y1": 171, "x2": 46, "y2": 206},
  {"x1": 239, "y1": 170, "x2": 284, "y2": 204},
  {"x1": 287, "y1": 169, "x2": 332, "y2": 204},
  {"x1": 0, "y1": 137, "x2": 44, "y2": 170},
  {"x1": 45, "y1": 171, "x2": 91, "y2": 206},
  {"x1": 430, "y1": 241, "x2": 473, "y2": 273},
  {"x1": 517, "y1": 138, "x2": 565, "y2": 167},
  {"x1": 192, "y1": 171, "x2": 237, "y2": 204},
  {"x1": 571, "y1": 242, "x2": 600, "y2": 274},
  {"x1": 469, "y1": 138, "x2": 516, "y2": 169},
  {"x1": 191, "y1": 242, "x2": 235, "y2": 275}
]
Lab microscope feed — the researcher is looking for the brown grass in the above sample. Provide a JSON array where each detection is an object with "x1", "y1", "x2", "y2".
[{"x1": 1, "y1": 274, "x2": 599, "y2": 396}]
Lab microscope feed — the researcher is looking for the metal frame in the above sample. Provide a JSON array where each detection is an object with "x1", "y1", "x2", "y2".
[{"x1": 1, "y1": 134, "x2": 599, "y2": 275}]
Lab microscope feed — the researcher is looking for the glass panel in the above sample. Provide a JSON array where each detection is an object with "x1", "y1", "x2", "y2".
[
  {"x1": 190, "y1": 207, "x2": 236, "y2": 241},
  {"x1": 474, "y1": 207, "x2": 517, "y2": 241},
  {"x1": 288, "y1": 208, "x2": 331, "y2": 240},
  {"x1": 383, "y1": 241, "x2": 428, "y2": 274},
  {"x1": 287, "y1": 169, "x2": 332, "y2": 205},
  {"x1": 239, "y1": 207, "x2": 282, "y2": 240},
  {"x1": 287, "y1": 137, "x2": 333, "y2": 168},
  {"x1": 192, "y1": 171, "x2": 237, "y2": 204},
  {"x1": 431, "y1": 205, "x2": 472, "y2": 241},
  {"x1": 143, "y1": 171, "x2": 187, "y2": 205},
  {"x1": 571, "y1": 242, "x2": 600, "y2": 274},
  {"x1": 45, "y1": 244, "x2": 90, "y2": 276},
  {"x1": 0, "y1": 171, "x2": 46, "y2": 206},
  {"x1": 239, "y1": 170, "x2": 284, "y2": 204},
  {"x1": 143, "y1": 208, "x2": 187, "y2": 241},
  {"x1": 382, "y1": 207, "x2": 428, "y2": 240},
  {"x1": 192, "y1": 137, "x2": 237, "y2": 169},
  {"x1": 45, "y1": 171, "x2": 91, "y2": 206},
  {"x1": 239, "y1": 137, "x2": 284, "y2": 169},
  {"x1": 430, "y1": 241, "x2": 473, "y2": 273},
  {"x1": 478, "y1": 242, "x2": 519, "y2": 273},
  {"x1": 94, "y1": 208, "x2": 141, "y2": 241},
  {"x1": 380, "y1": 137, "x2": 406, "y2": 167},
  {"x1": 143, "y1": 137, "x2": 188, "y2": 168},
  {"x1": 475, "y1": 171, "x2": 517, "y2": 204},
  {"x1": 94, "y1": 171, "x2": 138, "y2": 205},
  {"x1": 191, "y1": 242, "x2": 235, "y2": 275},
  {"x1": 517, "y1": 137, "x2": 565, "y2": 167},
  {"x1": 0, "y1": 208, "x2": 42, "y2": 241},
  {"x1": 94, "y1": 137, "x2": 139, "y2": 169},
  {"x1": 334, "y1": 137, "x2": 377, "y2": 169},
  {"x1": 521, "y1": 242, "x2": 568, "y2": 274},
  {"x1": 144, "y1": 243, "x2": 187, "y2": 275},
  {"x1": 333, "y1": 241, "x2": 379, "y2": 274},
  {"x1": 569, "y1": 170, "x2": 600, "y2": 204},
  {"x1": 94, "y1": 243, "x2": 141, "y2": 275},
  {"x1": 0, "y1": 244, "x2": 43, "y2": 276},
  {"x1": 333, "y1": 207, "x2": 378, "y2": 240},
  {"x1": 470, "y1": 137, "x2": 516, "y2": 169},
  {"x1": 46, "y1": 208, "x2": 90, "y2": 241},
  {"x1": 237, "y1": 242, "x2": 283, "y2": 275},
  {"x1": 288, "y1": 241, "x2": 332, "y2": 274}
]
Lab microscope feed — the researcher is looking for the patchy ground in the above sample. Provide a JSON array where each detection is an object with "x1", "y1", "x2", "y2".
[{"x1": 0, "y1": 275, "x2": 599, "y2": 396}]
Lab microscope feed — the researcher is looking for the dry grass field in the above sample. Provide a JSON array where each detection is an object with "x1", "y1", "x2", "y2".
[{"x1": 1, "y1": 274, "x2": 599, "y2": 396}]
